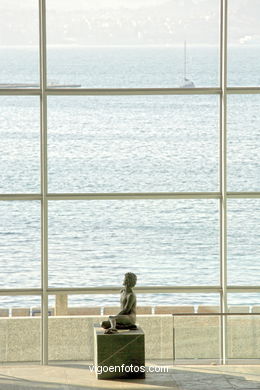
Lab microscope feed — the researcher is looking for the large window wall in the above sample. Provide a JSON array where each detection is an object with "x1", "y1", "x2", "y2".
[{"x1": 0, "y1": 0, "x2": 259, "y2": 364}]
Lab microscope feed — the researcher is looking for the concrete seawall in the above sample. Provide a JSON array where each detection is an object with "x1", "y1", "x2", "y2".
[
  {"x1": 1, "y1": 305, "x2": 260, "y2": 317},
  {"x1": 0, "y1": 315, "x2": 259, "y2": 362}
]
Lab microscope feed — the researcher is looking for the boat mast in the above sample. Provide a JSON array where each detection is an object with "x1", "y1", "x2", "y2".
[{"x1": 184, "y1": 39, "x2": 187, "y2": 80}]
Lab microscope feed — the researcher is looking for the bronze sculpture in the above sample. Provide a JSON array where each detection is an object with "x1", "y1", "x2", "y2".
[{"x1": 101, "y1": 272, "x2": 137, "y2": 334}]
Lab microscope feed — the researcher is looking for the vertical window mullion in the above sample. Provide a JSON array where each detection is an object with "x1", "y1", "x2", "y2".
[
  {"x1": 39, "y1": 0, "x2": 48, "y2": 365},
  {"x1": 220, "y1": 0, "x2": 228, "y2": 364}
]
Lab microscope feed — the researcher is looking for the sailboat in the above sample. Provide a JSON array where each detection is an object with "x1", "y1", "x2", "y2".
[{"x1": 180, "y1": 40, "x2": 195, "y2": 88}]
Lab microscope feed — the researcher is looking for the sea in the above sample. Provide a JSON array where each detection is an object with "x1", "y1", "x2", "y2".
[{"x1": 0, "y1": 46, "x2": 259, "y2": 309}]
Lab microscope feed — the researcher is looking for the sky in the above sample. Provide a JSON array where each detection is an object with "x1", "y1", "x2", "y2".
[{"x1": 0, "y1": 0, "x2": 259, "y2": 46}]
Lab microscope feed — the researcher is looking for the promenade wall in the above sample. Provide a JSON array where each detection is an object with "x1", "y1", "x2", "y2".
[{"x1": 0, "y1": 306, "x2": 259, "y2": 362}]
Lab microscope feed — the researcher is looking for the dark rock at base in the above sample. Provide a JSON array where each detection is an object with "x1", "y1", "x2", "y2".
[{"x1": 101, "y1": 320, "x2": 138, "y2": 330}]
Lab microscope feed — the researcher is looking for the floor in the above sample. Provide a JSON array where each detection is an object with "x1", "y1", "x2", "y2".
[{"x1": 0, "y1": 363, "x2": 259, "y2": 390}]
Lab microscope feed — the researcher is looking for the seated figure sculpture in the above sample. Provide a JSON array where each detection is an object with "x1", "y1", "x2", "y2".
[{"x1": 101, "y1": 272, "x2": 137, "y2": 334}]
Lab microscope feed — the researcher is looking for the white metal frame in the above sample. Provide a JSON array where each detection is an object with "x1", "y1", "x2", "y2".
[
  {"x1": 0, "y1": 0, "x2": 259, "y2": 365},
  {"x1": 39, "y1": 0, "x2": 48, "y2": 364},
  {"x1": 220, "y1": 0, "x2": 228, "y2": 363}
]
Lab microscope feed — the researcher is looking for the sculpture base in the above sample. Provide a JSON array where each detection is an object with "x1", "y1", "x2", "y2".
[{"x1": 93, "y1": 324, "x2": 145, "y2": 380}]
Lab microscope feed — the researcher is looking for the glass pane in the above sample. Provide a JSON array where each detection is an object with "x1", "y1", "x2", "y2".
[
  {"x1": 0, "y1": 97, "x2": 40, "y2": 193},
  {"x1": 228, "y1": 0, "x2": 260, "y2": 87},
  {"x1": 227, "y1": 199, "x2": 260, "y2": 286},
  {"x1": 227, "y1": 294, "x2": 260, "y2": 361},
  {"x1": 174, "y1": 315, "x2": 221, "y2": 363},
  {"x1": 48, "y1": 294, "x2": 171, "y2": 363},
  {"x1": 48, "y1": 95, "x2": 219, "y2": 193},
  {"x1": 228, "y1": 95, "x2": 260, "y2": 192},
  {"x1": 0, "y1": 296, "x2": 41, "y2": 364},
  {"x1": 50, "y1": 293, "x2": 220, "y2": 315},
  {"x1": 228, "y1": 293, "x2": 260, "y2": 311},
  {"x1": 48, "y1": 199, "x2": 219, "y2": 287},
  {"x1": 48, "y1": 293, "x2": 220, "y2": 363},
  {"x1": 0, "y1": 0, "x2": 39, "y2": 86},
  {"x1": 173, "y1": 294, "x2": 220, "y2": 363},
  {"x1": 46, "y1": 0, "x2": 219, "y2": 88},
  {"x1": 227, "y1": 308, "x2": 260, "y2": 364},
  {"x1": 0, "y1": 201, "x2": 41, "y2": 289}
]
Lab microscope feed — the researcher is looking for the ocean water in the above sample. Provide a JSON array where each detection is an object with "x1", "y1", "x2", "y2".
[{"x1": 0, "y1": 46, "x2": 259, "y2": 308}]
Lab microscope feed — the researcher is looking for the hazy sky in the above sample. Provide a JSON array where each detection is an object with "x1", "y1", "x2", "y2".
[
  {"x1": 1, "y1": 0, "x2": 173, "y2": 10},
  {"x1": 0, "y1": 0, "x2": 259, "y2": 46}
]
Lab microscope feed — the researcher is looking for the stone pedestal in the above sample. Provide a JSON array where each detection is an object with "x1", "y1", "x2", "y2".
[{"x1": 93, "y1": 324, "x2": 145, "y2": 380}]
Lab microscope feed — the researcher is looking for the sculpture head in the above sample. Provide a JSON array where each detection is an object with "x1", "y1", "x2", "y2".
[{"x1": 123, "y1": 272, "x2": 137, "y2": 288}]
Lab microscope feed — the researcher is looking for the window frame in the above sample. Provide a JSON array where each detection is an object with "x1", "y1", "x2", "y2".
[{"x1": 0, "y1": 0, "x2": 259, "y2": 365}]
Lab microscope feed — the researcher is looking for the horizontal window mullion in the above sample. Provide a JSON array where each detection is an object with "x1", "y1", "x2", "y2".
[
  {"x1": 227, "y1": 87, "x2": 260, "y2": 94},
  {"x1": 0, "y1": 87, "x2": 220, "y2": 97},
  {"x1": 227, "y1": 192, "x2": 260, "y2": 198},
  {"x1": 46, "y1": 192, "x2": 220, "y2": 200},
  {"x1": 0, "y1": 194, "x2": 42, "y2": 201},
  {"x1": 45, "y1": 87, "x2": 221, "y2": 96},
  {"x1": 1, "y1": 193, "x2": 260, "y2": 201},
  {"x1": 48, "y1": 286, "x2": 221, "y2": 295},
  {"x1": 227, "y1": 286, "x2": 260, "y2": 293},
  {"x1": 0, "y1": 289, "x2": 42, "y2": 296},
  {"x1": 2, "y1": 87, "x2": 260, "y2": 97},
  {"x1": 1, "y1": 286, "x2": 259, "y2": 296},
  {"x1": 0, "y1": 89, "x2": 41, "y2": 96}
]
